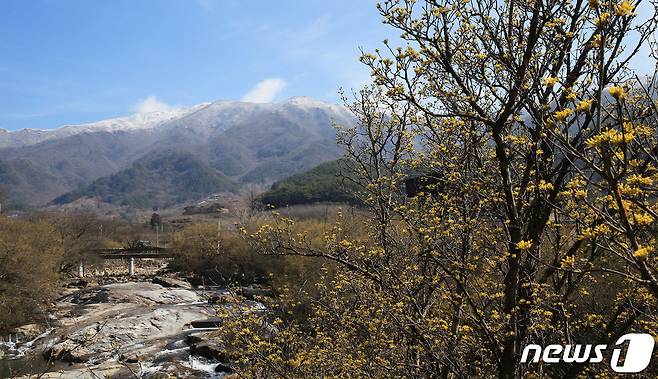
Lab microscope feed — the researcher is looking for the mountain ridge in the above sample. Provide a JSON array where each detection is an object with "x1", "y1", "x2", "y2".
[
  {"x1": 52, "y1": 150, "x2": 238, "y2": 208},
  {"x1": 0, "y1": 104, "x2": 210, "y2": 149},
  {"x1": 0, "y1": 96, "x2": 353, "y2": 207},
  {"x1": 0, "y1": 97, "x2": 347, "y2": 142}
]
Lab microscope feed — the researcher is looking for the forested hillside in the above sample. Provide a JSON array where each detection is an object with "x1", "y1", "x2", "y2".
[
  {"x1": 53, "y1": 150, "x2": 238, "y2": 208},
  {"x1": 258, "y1": 159, "x2": 360, "y2": 207}
]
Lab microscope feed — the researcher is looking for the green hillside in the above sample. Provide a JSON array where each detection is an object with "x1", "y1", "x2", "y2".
[
  {"x1": 53, "y1": 150, "x2": 238, "y2": 208},
  {"x1": 258, "y1": 159, "x2": 360, "y2": 208}
]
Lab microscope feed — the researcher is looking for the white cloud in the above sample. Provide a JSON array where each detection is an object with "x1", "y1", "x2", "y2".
[
  {"x1": 241, "y1": 78, "x2": 287, "y2": 103},
  {"x1": 193, "y1": 0, "x2": 216, "y2": 11},
  {"x1": 134, "y1": 96, "x2": 172, "y2": 114}
]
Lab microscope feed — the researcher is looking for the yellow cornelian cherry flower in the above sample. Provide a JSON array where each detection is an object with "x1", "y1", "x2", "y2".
[
  {"x1": 538, "y1": 180, "x2": 554, "y2": 191},
  {"x1": 634, "y1": 246, "x2": 651, "y2": 259},
  {"x1": 576, "y1": 99, "x2": 594, "y2": 112},
  {"x1": 431, "y1": 6, "x2": 447, "y2": 16},
  {"x1": 554, "y1": 108, "x2": 574, "y2": 122},
  {"x1": 543, "y1": 76, "x2": 558, "y2": 87},
  {"x1": 615, "y1": 0, "x2": 634, "y2": 16},
  {"x1": 560, "y1": 255, "x2": 576, "y2": 268},
  {"x1": 575, "y1": 189, "x2": 588, "y2": 198},
  {"x1": 586, "y1": 128, "x2": 633, "y2": 147},
  {"x1": 591, "y1": 34, "x2": 602, "y2": 48},
  {"x1": 516, "y1": 240, "x2": 532, "y2": 250},
  {"x1": 626, "y1": 174, "x2": 653, "y2": 186},
  {"x1": 596, "y1": 12, "x2": 610, "y2": 26},
  {"x1": 608, "y1": 85, "x2": 626, "y2": 100},
  {"x1": 339, "y1": 239, "x2": 353, "y2": 248},
  {"x1": 633, "y1": 213, "x2": 654, "y2": 225}
]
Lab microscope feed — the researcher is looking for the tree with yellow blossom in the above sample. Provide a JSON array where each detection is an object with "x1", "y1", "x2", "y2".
[{"x1": 219, "y1": 0, "x2": 658, "y2": 377}]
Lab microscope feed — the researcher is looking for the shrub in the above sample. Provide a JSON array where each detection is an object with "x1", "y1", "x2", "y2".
[{"x1": 0, "y1": 218, "x2": 63, "y2": 332}]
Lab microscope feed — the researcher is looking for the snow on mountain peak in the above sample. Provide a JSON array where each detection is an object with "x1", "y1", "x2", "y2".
[
  {"x1": 0, "y1": 103, "x2": 210, "y2": 149},
  {"x1": 0, "y1": 96, "x2": 354, "y2": 150},
  {"x1": 285, "y1": 96, "x2": 333, "y2": 107},
  {"x1": 57, "y1": 103, "x2": 210, "y2": 134}
]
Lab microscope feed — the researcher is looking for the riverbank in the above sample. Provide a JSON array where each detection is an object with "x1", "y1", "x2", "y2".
[{"x1": 0, "y1": 274, "x2": 265, "y2": 378}]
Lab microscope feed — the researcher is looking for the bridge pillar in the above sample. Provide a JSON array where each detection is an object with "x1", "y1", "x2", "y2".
[
  {"x1": 78, "y1": 260, "x2": 85, "y2": 278},
  {"x1": 129, "y1": 257, "x2": 135, "y2": 276}
]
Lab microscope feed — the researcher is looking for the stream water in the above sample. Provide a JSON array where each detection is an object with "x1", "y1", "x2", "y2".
[
  {"x1": 0, "y1": 281, "x2": 255, "y2": 378},
  {"x1": 0, "y1": 328, "x2": 64, "y2": 377}
]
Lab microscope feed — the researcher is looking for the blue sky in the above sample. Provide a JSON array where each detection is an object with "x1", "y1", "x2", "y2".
[
  {"x1": 0, "y1": 0, "x2": 388, "y2": 130},
  {"x1": 1, "y1": 1, "x2": 655, "y2": 131}
]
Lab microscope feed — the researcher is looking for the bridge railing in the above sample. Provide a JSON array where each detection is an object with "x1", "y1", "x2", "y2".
[{"x1": 78, "y1": 247, "x2": 173, "y2": 277}]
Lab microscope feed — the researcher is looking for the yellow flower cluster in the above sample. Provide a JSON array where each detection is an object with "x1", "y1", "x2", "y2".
[
  {"x1": 608, "y1": 85, "x2": 626, "y2": 100},
  {"x1": 586, "y1": 128, "x2": 633, "y2": 147},
  {"x1": 543, "y1": 76, "x2": 558, "y2": 87},
  {"x1": 576, "y1": 99, "x2": 594, "y2": 113},
  {"x1": 554, "y1": 108, "x2": 574, "y2": 122},
  {"x1": 579, "y1": 224, "x2": 611, "y2": 240},
  {"x1": 626, "y1": 174, "x2": 653, "y2": 186},
  {"x1": 591, "y1": 34, "x2": 602, "y2": 48},
  {"x1": 574, "y1": 189, "x2": 588, "y2": 199},
  {"x1": 634, "y1": 246, "x2": 651, "y2": 259},
  {"x1": 431, "y1": 6, "x2": 448, "y2": 16},
  {"x1": 561, "y1": 255, "x2": 576, "y2": 268},
  {"x1": 565, "y1": 90, "x2": 577, "y2": 101},
  {"x1": 506, "y1": 134, "x2": 529, "y2": 146},
  {"x1": 596, "y1": 12, "x2": 610, "y2": 26},
  {"x1": 538, "y1": 180, "x2": 554, "y2": 191},
  {"x1": 339, "y1": 239, "x2": 353, "y2": 249},
  {"x1": 632, "y1": 213, "x2": 654, "y2": 226},
  {"x1": 516, "y1": 240, "x2": 533, "y2": 250},
  {"x1": 615, "y1": 0, "x2": 634, "y2": 16}
]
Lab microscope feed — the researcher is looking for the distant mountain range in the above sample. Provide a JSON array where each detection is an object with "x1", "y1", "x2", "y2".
[
  {"x1": 0, "y1": 97, "x2": 354, "y2": 208},
  {"x1": 0, "y1": 104, "x2": 209, "y2": 149}
]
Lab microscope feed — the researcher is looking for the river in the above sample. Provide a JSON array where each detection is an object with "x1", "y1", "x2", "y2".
[{"x1": 0, "y1": 278, "x2": 261, "y2": 378}]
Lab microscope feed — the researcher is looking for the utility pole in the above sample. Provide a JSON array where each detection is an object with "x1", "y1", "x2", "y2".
[{"x1": 217, "y1": 215, "x2": 221, "y2": 252}]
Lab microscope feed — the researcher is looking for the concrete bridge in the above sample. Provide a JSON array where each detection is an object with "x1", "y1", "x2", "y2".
[{"x1": 78, "y1": 247, "x2": 173, "y2": 277}]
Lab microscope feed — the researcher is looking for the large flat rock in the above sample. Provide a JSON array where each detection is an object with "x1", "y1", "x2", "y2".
[
  {"x1": 47, "y1": 282, "x2": 212, "y2": 365},
  {"x1": 62, "y1": 282, "x2": 201, "y2": 306},
  {"x1": 11, "y1": 280, "x2": 257, "y2": 378},
  {"x1": 152, "y1": 276, "x2": 193, "y2": 289}
]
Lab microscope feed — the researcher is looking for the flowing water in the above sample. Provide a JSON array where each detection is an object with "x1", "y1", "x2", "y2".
[{"x1": 0, "y1": 281, "x2": 257, "y2": 378}]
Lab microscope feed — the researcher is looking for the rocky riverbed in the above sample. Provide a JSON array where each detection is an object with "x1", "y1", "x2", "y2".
[{"x1": 0, "y1": 277, "x2": 265, "y2": 378}]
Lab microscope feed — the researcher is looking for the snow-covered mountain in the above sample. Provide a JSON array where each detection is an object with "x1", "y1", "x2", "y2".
[
  {"x1": 0, "y1": 103, "x2": 210, "y2": 149},
  {"x1": 0, "y1": 97, "x2": 354, "y2": 207}
]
